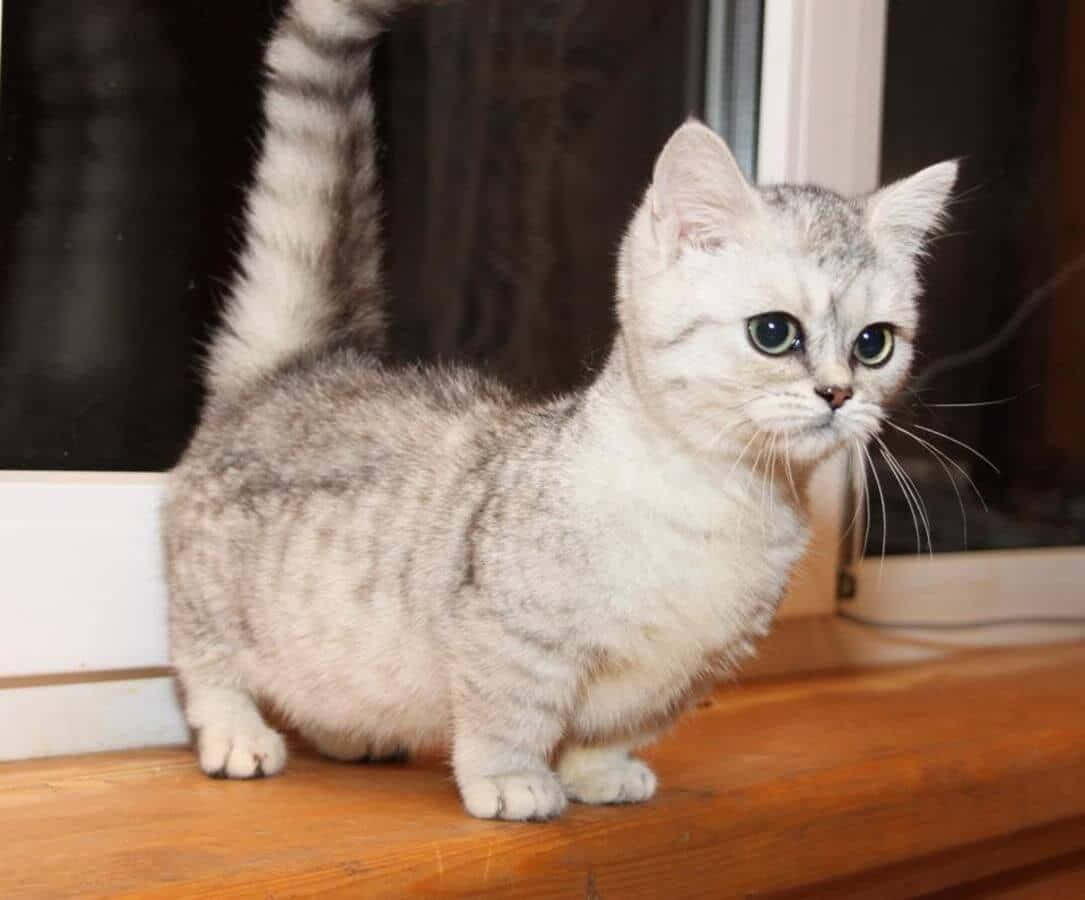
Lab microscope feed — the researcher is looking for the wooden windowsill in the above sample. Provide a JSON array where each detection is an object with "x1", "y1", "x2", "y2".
[{"x1": 3, "y1": 642, "x2": 1084, "y2": 898}]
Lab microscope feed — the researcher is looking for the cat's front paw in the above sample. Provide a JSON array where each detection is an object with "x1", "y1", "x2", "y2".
[
  {"x1": 197, "y1": 724, "x2": 287, "y2": 779},
  {"x1": 559, "y1": 754, "x2": 657, "y2": 805},
  {"x1": 459, "y1": 771, "x2": 567, "y2": 821}
]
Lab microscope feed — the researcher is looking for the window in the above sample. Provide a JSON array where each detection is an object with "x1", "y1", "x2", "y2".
[{"x1": 843, "y1": 0, "x2": 1085, "y2": 644}]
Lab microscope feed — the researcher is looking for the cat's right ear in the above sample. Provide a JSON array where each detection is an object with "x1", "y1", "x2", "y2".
[{"x1": 648, "y1": 119, "x2": 765, "y2": 258}]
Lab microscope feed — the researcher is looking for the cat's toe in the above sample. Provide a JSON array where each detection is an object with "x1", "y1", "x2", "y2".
[
  {"x1": 561, "y1": 758, "x2": 657, "y2": 805},
  {"x1": 459, "y1": 771, "x2": 567, "y2": 821},
  {"x1": 197, "y1": 725, "x2": 287, "y2": 779}
]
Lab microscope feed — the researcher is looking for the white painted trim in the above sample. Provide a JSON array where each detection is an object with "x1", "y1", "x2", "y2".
[
  {"x1": 757, "y1": 0, "x2": 888, "y2": 194},
  {"x1": 0, "y1": 677, "x2": 186, "y2": 762},
  {"x1": 851, "y1": 548, "x2": 1085, "y2": 646},
  {"x1": 0, "y1": 472, "x2": 169, "y2": 677},
  {"x1": 0, "y1": 472, "x2": 184, "y2": 760}
]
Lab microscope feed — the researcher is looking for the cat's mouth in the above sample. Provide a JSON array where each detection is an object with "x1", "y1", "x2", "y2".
[
  {"x1": 793, "y1": 415, "x2": 835, "y2": 436},
  {"x1": 769, "y1": 416, "x2": 857, "y2": 462}
]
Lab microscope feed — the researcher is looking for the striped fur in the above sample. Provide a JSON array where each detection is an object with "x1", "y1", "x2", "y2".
[
  {"x1": 165, "y1": 1, "x2": 956, "y2": 821},
  {"x1": 205, "y1": 0, "x2": 398, "y2": 397}
]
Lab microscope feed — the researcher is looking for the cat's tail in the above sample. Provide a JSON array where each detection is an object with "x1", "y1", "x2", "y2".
[{"x1": 205, "y1": 0, "x2": 407, "y2": 397}]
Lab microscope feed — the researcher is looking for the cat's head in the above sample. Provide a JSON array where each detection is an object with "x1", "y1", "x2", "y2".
[{"x1": 616, "y1": 120, "x2": 956, "y2": 467}]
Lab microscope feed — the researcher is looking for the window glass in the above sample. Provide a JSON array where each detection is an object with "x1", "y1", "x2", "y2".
[{"x1": 868, "y1": 0, "x2": 1085, "y2": 554}]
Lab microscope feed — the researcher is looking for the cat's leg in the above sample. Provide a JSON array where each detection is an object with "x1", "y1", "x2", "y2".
[
  {"x1": 182, "y1": 680, "x2": 287, "y2": 779},
  {"x1": 556, "y1": 742, "x2": 658, "y2": 805},
  {"x1": 449, "y1": 664, "x2": 575, "y2": 821},
  {"x1": 452, "y1": 722, "x2": 567, "y2": 822},
  {"x1": 558, "y1": 668, "x2": 685, "y2": 804}
]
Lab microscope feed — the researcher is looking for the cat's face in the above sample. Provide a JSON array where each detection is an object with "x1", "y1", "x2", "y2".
[{"x1": 618, "y1": 121, "x2": 956, "y2": 468}]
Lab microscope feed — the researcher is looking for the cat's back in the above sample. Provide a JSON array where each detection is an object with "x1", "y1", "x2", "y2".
[{"x1": 166, "y1": 347, "x2": 515, "y2": 518}]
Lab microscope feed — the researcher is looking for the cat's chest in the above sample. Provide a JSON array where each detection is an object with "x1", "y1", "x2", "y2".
[{"x1": 596, "y1": 500, "x2": 809, "y2": 645}]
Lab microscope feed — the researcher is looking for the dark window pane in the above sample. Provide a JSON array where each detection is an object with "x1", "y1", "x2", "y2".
[
  {"x1": 0, "y1": 1, "x2": 704, "y2": 471},
  {"x1": 870, "y1": 0, "x2": 1085, "y2": 553}
]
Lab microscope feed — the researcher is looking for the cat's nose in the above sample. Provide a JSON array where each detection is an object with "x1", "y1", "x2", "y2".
[{"x1": 814, "y1": 384, "x2": 853, "y2": 411}]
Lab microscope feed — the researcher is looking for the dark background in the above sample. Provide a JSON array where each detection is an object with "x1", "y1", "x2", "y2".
[{"x1": 0, "y1": 0, "x2": 698, "y2": 471}]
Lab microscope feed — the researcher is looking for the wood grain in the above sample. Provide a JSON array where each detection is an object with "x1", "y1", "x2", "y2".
[{"x1": 2, "y1": 642, "x2": 1084, "y2": 898}]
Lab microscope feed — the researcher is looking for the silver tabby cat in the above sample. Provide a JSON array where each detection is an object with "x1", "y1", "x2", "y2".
[{"x1": 164, "y1": 0, "x2": 956, "y2": 820}]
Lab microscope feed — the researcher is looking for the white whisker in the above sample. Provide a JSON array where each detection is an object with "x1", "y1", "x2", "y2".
[
  {"x1": 860, "y1": 443, "x2": 888, "y2": 581},
  {"x1": 913, "y1": 424, "x2": 1000, "y2": 473},
  {"x1": 875, "y1": 437, "x2": 932, "y2": 550},
  {"x1": 922, "y1": 395, "x2": 1024, "y2": 409},
  {"x1": 840, "y1": 442, "x2": 866, "y2": 546},
  {"x1": 725, "y1": 428, "x2": 763, "y2": 480},
  {"x1": 757, "y1": 432, "x2": 776, "y2": 537},
  {"x1": 876, "y1": 444, "x2": 921, "y2": 556},
  {"x1": 767, "y1": 432, "x2": 780, "y2": 534},
  {"x1": 859, "y1": 443, "x2": 873, "y2": 559},
  {"x1": 875, "y1": 436, "x2": 932, "y2": 557},
  {"x1": 783, "y1": 429, "x2": 800, "y2": 506},
  {"x1": 886, "y1": 419, "x2": 988, "y2": 516}
]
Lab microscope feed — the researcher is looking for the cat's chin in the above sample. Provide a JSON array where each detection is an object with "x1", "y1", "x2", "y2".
[{"x1": 770, "y1": 421, "x2": 859, "y2": 466}]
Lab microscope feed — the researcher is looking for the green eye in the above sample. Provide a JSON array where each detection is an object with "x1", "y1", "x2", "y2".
[
  {"x1": 853, "y1": 323, "x2": 894, "y2": 367},
  {"x1": 747, "y1": 313, "x2": 803, "y2": 356}
]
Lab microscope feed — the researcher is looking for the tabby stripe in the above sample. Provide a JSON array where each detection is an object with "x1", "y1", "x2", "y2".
[
  {"x1": 460, "y1": 672, "x2": 566, "y2": 721},
  {"x1": 652, "y1": 315, "x2": 724, "y2": 350},
  {"x1": 266, "y1": 71, "x2": 369, "y2": 109},
  {"x1": 499, "y1": 619, "x2": 569, "y2": 655},
  {"x1": 281, "y1": 18, "x2": 379, "y2": 63}
]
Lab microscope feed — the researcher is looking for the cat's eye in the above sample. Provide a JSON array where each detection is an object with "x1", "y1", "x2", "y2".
[
  {"x1": 853, "y1": 323, "x2": 895, "y2": 367},
  {"x1": 747, "y1": 313, "x2": 803, "y2": 356}
]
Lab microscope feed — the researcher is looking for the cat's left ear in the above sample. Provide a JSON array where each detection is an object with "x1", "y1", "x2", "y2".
[{"x1": 865, "y1": 160, "x2": 959, "y2": 260}]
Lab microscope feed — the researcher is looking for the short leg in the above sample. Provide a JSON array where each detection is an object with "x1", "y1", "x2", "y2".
[
  {"x1": 557, "y1": 744, "x2": 658, "y2": 805},
  {"x1": 184, "y1": 684, "x2": 287, "y2": 779},
  {"x1": 453, "y1": 733, "x2": 567, "y2": 822},
  {"x1": 451, "y1": 676, "x2": 572, "y2": 822}
]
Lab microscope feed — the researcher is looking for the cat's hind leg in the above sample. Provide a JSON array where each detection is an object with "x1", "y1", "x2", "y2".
[
  {"x1": 183, "y1": 683, "x2": 287, "y2": 779},
  {"x1": 556, "y1": 743, "x2": 658, "y2": 805}
]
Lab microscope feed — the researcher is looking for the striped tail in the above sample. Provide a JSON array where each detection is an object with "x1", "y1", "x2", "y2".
[{"x1": 206, "y1": 0, "x2": 403, "y2": 397}]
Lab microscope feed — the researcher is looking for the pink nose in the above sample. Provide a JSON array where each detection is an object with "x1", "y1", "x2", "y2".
[{"x1": 814, "y1": 385, "x2": 853, "y2": 411}]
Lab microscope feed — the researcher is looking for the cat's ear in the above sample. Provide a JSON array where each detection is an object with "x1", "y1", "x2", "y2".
[
  {"x1": 865, "y1": 160, "x2": 958, "y2": 260},
  {"x1": 648, "y1": 119, "x2": 765, "y2": 256}
]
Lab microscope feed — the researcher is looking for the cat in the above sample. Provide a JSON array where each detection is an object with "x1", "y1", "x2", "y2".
[{"x1": 163, "y1": 0, "x2": 956, "y2": 821}]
